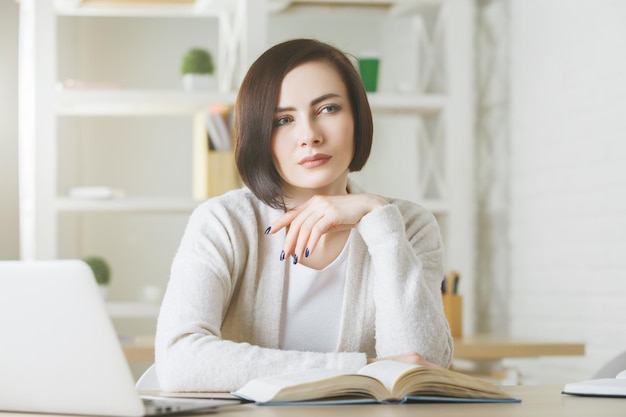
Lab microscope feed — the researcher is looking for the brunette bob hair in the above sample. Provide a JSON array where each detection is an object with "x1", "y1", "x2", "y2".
[{"x1": 235, "y1": 38, "x2": 373, "y2": 209}]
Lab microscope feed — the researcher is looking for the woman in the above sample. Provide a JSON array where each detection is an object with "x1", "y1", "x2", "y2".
[{"x1": 155, "y1": 38, "x2": 453, "y2": 392}]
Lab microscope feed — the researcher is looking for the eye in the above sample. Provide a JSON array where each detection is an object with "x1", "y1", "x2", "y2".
[
  {"x1": 320, "y1": 104, "x2": 341, "y2": 114},
  {"x1": 273, "y1": 115, "x2": 292, "y2": 127}
]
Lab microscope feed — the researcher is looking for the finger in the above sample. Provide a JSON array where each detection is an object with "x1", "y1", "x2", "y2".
[
  {"x1": 292, "y1": 211, "x2": 322, "y2": 261},
  {"x1": 303, "y1": 213, "x2": 332, "y2": 256},
  {"x1": 267, "y1": 209, "x2": 301, "y2": 235},
  {"x1": 284, "y1": 208, "x2": 321, "y2": 263},
  {"x1": 291, "y1": 197, "x2": 341, "y2": 260}
]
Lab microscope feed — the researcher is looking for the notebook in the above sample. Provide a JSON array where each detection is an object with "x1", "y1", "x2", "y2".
[
  {"x1": 0, "y1": 260, "x2": 241, "y2": 416},
  {"x1": 562, "y1": 370, "x2": 626, "y2": 397}
]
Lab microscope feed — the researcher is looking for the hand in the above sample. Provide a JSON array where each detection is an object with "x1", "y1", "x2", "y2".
[
  {"x1": 267, "y1": 193, "x2": 386, "y2": 262},
  {"x1": 367, "y1": 352, "x2": 444, "y2": 369}
]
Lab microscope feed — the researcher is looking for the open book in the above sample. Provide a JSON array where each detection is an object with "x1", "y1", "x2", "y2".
[
  {"x1": 562, "y1": 371, "x2": 626, "y2": 397},
  {"x1": 232, "y1": 360, "x2": 520, "y2": 405}
]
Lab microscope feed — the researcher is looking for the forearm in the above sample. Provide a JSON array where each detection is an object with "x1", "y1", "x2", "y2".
[
  {"x1": 156, "y1": 246, "x2": 366, "y2": 392},
  {"x1": 155, "y1": 329, "x2": 366, "y2": 392},
  {"x1": 357, "y1": 203, "x2": 453, "y2": 367}
]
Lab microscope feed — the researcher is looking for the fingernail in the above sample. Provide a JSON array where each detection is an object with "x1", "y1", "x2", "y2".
[
  {"x1": 264, "y1": 226, "x2": 271, "y2": 235},
  {"x1": 305, "y1": 248, "x2": 310, "y2": 258},
  {"x1": 292, "y1": 254, "x2": 298, "y2": 265},
  {"x1": 280, "y1": 250, "x2": 285, "y2": 261}
]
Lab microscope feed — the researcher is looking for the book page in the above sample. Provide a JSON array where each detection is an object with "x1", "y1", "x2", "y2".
[
  {"x1": 358, "y1": 360, "x2": 512, "y2": 400},
  {"x1": 234, "y1": 369, "x2": 348, "y2": 402},
  {"x1": 357, "y1": 361, "x2": 421, "y2": 396},
  {"x1": 232, "y1": 362, "x2": 515, "y2": 403}
]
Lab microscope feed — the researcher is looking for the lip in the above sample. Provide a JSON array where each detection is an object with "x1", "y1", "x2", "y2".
[{"x1": 298, "y1": 153, "x2": 332, "y2": 169}]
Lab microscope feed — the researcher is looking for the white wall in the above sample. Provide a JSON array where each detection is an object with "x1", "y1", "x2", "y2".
[
  {"x1": 507, "y1": 0, "x2": 626, "y2": 384},
  {"x1": 0, "y1": 1, "x2": 20, "y2": 260}
]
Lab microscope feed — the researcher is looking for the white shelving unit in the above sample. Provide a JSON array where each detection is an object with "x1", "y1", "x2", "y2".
[
  {"x1": 18, "y1": 0, "x2": 265, "y2": 322},
  {"x1": 56, "y1": 90, "x2": 238, "y2": 116},
  {"x1": 19, "y1": 0, "x2": 475, "y2": 331}
]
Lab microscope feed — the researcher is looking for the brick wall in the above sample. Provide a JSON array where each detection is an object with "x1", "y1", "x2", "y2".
[{"x1": 507, "y1": 0, "x2": 626, "y2": 383}]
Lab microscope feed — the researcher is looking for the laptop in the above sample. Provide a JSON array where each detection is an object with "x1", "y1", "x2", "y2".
[{"x1": 0, "y1": 260, "x2": 241, "y2": 416}]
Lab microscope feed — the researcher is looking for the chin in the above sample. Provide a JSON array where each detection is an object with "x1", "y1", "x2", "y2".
[{"x1": 285, "y1": 168, "x2": 349, "y2": 192}]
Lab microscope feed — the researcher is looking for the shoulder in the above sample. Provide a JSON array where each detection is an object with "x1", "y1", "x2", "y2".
[
  {"x1": 386, "y1": 197, "x2": 437, "y2": 224},
  {"x1": 195, "y1": 187, "x2": 258, "y2": 212},
  {"x1": 348, "y1": 179, "x2": 437, "y2": 227},
  {"x1": 187, "y1": 187, "x2": 279, "y2": 233},
  {"x1": 349, "y1": 181, "x2": 441, "y2": 252},
  {"x1": 379, "y1": 197, "x2": 441, "y2": 243}
]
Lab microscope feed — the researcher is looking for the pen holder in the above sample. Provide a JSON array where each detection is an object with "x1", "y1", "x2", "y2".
[{"x1": 442, "y1": 294, "x2": 463, "y2": 338}]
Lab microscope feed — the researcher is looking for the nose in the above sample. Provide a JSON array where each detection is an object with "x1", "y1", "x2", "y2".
[{"x1": 298, "y1": 117, "x2": 322, "y2": 147}]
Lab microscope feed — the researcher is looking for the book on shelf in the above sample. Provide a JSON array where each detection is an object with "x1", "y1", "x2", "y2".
[
  {"x1": 562, "y1": 372, "x2": 626, "y2": 398},
  {"x1": 204, "y1": 103, "x2": 232, "y2": 152},
  {"x1": 232, "y1": 360, "x2": 520, "y2": 405},
  {"x1": 192, "y1": 103, "x2": 240, "y2": 200}
]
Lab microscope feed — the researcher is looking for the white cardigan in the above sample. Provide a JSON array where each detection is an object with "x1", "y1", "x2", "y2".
[{"x1": 155, "y1": 183, "x2": 453, "y2": 392}]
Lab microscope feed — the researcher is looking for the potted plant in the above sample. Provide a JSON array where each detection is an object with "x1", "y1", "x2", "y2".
[
  {"x1": 83, "y1": 256, "x2": 111, "y2": 299},
  {"x1": 181, "y1": 47, "x2": 215, "y2": 91}
]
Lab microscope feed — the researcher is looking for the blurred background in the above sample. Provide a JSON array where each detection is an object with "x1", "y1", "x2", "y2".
[{"x1": 1, "y1": 0, "x2": 625, "y2": 383}]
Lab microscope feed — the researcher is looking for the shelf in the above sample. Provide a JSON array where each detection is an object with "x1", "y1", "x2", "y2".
[
  {"x1": 55, "y1": 0, "x2": 442, "y2": 17},
  {"x1": 367, "y1": 93, "x2": 446, "y2": 113},
  {"x1": 56, "y1": 89, "x2": 237, "y2": 116},
  {"x1": 55, "y1": 197, "x2": 201, "y2": 213},
  {"x1": 55, "y1": 89, "x2": 442, "y2": 116},
  {"x1": 54, "y1": 0, "x2": 234, "y2": 17},
  {"x1": 269, "y1": 0, "x2": 441, "y2": 14}
]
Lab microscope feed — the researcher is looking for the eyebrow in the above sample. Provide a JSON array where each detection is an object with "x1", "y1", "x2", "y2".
[{"x1": 275, "y1": 93, "x2": 342, "y2": 113}]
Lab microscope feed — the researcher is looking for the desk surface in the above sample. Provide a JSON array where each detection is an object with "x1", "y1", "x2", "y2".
[
  {"x1": 0, "y1": 385, "x2": 623, "y2": 417},
  {"x1": 121, "y1": 334, "x2": 585, "y2": 363},
  {"x1": 453, "y1": 334, "x2": 585, "y2": 360},
  {"x1": 177, "y1": 385, "x2": 624, "y2": 417}
]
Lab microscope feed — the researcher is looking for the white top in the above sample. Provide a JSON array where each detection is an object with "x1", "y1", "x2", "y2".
[
  {"x1": 279, "y1": 235, "x2": 350, "y2": 353},
  {"x1": 155, "y1": 182, "x2": 452, "y2": 392}
]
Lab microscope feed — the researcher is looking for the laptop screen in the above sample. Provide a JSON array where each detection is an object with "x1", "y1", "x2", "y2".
[{"x1": 0, "y1": 260, "x2": 145, "y2": 416}]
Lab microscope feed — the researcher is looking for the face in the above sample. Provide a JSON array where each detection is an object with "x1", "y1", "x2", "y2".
[{"x1": 271, "y1": 61, "x2": 355, "y2": 201}]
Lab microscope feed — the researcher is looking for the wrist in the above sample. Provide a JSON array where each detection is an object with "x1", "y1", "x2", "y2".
[{"x1": 364, "y1": 194, "x2": 387, "y2": 211}]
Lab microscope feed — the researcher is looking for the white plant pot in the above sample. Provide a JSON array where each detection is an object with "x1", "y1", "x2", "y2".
[
  {"x1": 98, "y1": 284, "x2": 109, "y2": 300},
  {"x1": 182, "y1": 73, "x2": 214, "y2": 91}
]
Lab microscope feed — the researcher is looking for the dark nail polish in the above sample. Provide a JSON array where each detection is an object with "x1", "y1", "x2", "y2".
[
  {"x1": 292, "y1": 254, "x2": 298, "y2": 265},
  {"x1": 280, "y1": 250, "x2": 285, "y2": 261},
  {"x1": 264, "y1": 226, "x2": 271, "y2": 235},
  {"x1": 305, "y1": 248, "x2": 310, "y2": 258}
]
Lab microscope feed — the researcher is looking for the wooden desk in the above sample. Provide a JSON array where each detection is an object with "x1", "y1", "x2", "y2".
[
  {"x1": 221, "y1": 385, "x2": 620, "y2": 416},
  {"x1": 150, "y1": 385, "x2": 623, "y2": 417},
  {"x1": 120, "y1": 335, "x2": 155, "y2": 362},
  {"x1": 1, "y1": 385, "x2": 623, "y2": 417},
  {"x1": 454, "y1": 334, "x2": 585, "y2": 360},
  {"x1": 451, "y1": 334, "x2": 585, "y2": 383}
]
